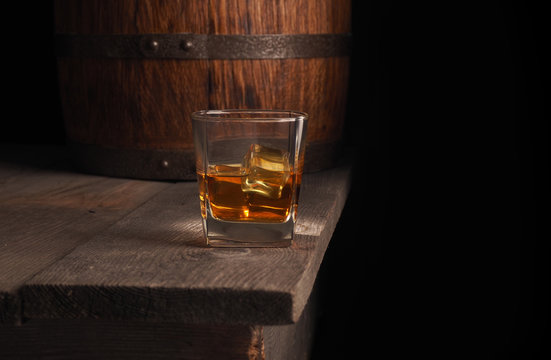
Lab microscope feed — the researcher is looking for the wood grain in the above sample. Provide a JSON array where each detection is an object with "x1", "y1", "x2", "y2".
[
  {"x1": 263, "y1": 285, "x2": 318, "y2": 360},
  {"x1": 0, "y1": 144, "x2": 346, "y2": 358},
  {"x1": 0, "y1": 320, "x2": 262, "y2": 360},
  {"x1": 54, "y1": 0, "x2": 351, "y2": 178},
  {"x1": 208, "y1": 57, "x2": 350, "y2": 144},
  {"x1": 0, "y1": 146, "x2": 169, "y2": 324},
  {"x1": 0, "y1": 294, "x2": 317, "y2": 360},
  {"x1": 54, "y1": 0, "x2": 209, "y2": 34},
  {"x1": 55, "y1": 0, "x2": 210, "y2": 150},
  {"x1": 209, "y1": 0, "x2": 351, "y2": 34},
  {"x1": 58, "y1": 58, "x2": 208, "y2": 150},
  {"x1": 208, "y1": 0, "x2": 351, "y2": 146},
  {"x1": 21, "y1": 164, "x2": 352, "y2": 325}
]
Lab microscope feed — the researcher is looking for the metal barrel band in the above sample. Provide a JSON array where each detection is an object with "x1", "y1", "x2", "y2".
[
  {"x1": 68, "y1": 140, "x2": 340, "y2": 180},
  {"x1": 55, "y1": 33, "x2": 352, "y2": 59}
]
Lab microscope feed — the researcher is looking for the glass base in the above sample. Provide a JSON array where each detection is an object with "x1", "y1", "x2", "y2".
[{"x1": 203, "y1": 214, "x2": 294, "y2": 248}]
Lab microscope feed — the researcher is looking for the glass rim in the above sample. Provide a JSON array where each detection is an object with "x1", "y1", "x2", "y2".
[{"x1": 191, "y1": 109, "x2": 308, "y2": 123}]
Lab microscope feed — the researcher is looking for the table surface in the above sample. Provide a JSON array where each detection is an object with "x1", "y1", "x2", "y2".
[{"x1": 0, "y1": 143, "x2": 351, "y2": 325}]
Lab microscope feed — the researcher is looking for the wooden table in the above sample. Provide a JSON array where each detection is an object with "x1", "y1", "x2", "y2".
[{"x1": 0, "y1": 143, "x2": 351, "y2": 359}]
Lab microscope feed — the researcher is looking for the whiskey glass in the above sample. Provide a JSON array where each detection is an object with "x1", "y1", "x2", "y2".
[{"x1": 192, "y1": 110, "x2": 308, "y2": 247}]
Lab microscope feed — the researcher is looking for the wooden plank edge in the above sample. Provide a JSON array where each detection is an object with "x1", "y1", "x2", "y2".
[
  {"x1": 291, "y1": 165, "x2": 353, "y2": 322},
  {"x1": 0, "y1": 292, "x2": 21, "y2": 326},
  {"x1": 1, "y1": 291, "x2": 319, "y2": 360},
  {"x1": 0, "y1": 320, "x2": 264, "y2": 360},
  {"x1": 264, "y1": 283, "x2": 319, "y2": 360},
  {"x1": 20, "y1": 285, "x2": 295, "y2": 325}
]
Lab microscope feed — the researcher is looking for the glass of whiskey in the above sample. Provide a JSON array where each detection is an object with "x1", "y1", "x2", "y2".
[{"x1": 192, "y1": 110, "x2": 308, "y2": 247}]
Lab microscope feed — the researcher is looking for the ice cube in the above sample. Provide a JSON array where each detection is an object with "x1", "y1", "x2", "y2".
[
  {"x1": 207, "y1": 163, "x2": 246, "y2": 176},
  {"x1": 241, "y1": 144, "x2": 291, "y2": 199}
]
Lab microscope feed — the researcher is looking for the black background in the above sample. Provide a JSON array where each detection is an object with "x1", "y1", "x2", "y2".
[
  {"x1": 2, "y1": 1, "x2": 549, "y2": 359},
  {"x1": 314, "y1": 1, "x2": 549, "y2": 359}
]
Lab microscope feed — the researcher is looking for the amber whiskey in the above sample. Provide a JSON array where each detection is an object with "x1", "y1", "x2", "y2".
[{"x1": 197, "y1": 164, "x2": 299, "y2": 223}]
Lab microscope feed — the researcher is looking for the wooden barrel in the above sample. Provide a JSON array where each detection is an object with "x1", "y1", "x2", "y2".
[{"x1": 54, "y1": 0, "x2": 351, "y2": 180}]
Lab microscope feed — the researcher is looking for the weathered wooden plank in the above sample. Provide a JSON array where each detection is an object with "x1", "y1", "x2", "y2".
[
  {"x1": 0, "y1": 282, "x2": 318, "y2": 360},
  {"x1": 0, "y1": 320, "x2": 262, "y2": 360},
  {"x1": 0, "y1": 146, "x2": 170, "y2": 324},
  {"x1": 263, "y1": 284, "x2": 318, "y2": 360},
  {"x1": 21, "y1": 165, "x2": 351, "y2": 325}
]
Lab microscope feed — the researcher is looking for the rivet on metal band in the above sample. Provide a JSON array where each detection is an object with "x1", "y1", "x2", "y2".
[{"x1": 55, "y1": 33, "x2": 352, "y2": 60}]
